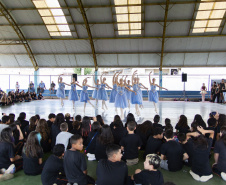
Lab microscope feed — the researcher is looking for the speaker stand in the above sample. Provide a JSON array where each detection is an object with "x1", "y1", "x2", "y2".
[{"x1": 179, "y1": 82, "x2": 189, "y2": 101}]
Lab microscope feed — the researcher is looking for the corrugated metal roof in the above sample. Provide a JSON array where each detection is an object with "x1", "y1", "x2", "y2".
[{"x1": 0, "y1": 0, "x2": 226, "y2": 68}]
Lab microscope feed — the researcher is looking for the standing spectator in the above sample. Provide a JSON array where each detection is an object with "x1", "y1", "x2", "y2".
[
  {"x1": 220, "y1": 79, "x2": 225, "y2": 103},
  {"x1": 38, "y1": 81, "x2": 46, "y2": 94},
  {"x1": 29, "y1": 81, "x2": 35, "y2": 93},
  {"x1": 49, "y1": 81, "x2": 56, "y2": 94},
  {"x1": 213, "y1": 84, "x2": 221, "y2": 103},
  {"x1": 211, "y1": 82, "x2": 216, "y2": 102},
  {"x1": 15, "y1": 82, "x2": 20, "y2": 93}
]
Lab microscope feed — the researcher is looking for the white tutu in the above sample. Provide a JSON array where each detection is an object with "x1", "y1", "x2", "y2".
[{"x1": 200, "y1": 90, "x2": 207, "y2": 94}]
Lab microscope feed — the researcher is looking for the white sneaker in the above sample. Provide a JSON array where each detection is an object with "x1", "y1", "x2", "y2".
[
  {"x1": 0, "y1": 173, "x2": 14, "y2": 182},
  {"x1": 221, "y1": 172, "x2": 226, "y2": 181},
  {"x1": 200, "y1": 174, "x2": 213, "y2": 182},
  {"x1": 5, "y1": 164, "x2": 16, "y2": 174},
  {"x1": 189, "y1": 170, "x2": 200, "y2": 181}
]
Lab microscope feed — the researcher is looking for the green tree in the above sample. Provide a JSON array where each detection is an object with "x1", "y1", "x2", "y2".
[
  {"x1": 73, "y1": 68, "x2": 81, "y2": 75},
  {"x1": 84, "y1": 68, "x2": 93, "y2": 75}
]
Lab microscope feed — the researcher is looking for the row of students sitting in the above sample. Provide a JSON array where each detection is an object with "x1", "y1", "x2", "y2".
[{"x1": 0, "y1": 111, "x2": 226, "y2": 184}]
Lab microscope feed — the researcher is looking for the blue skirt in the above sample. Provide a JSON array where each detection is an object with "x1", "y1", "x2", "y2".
[
  {"x1": 115, "y1": 93, "x2": 128, "y2": 109},
  {"x1": 109, "y1": 89, "x2": 117, "y2": 103},
  {"x1": 68, "y1": 90, "x2": 79, "y2": 101},
  {"x1": 148, "y1": 91, "x2": 158, "y2": 103},
  {"x1": 131, "y1": 92, "x2": 142, "y2": 104},
  {"x1": 56, "y1": 88, "x2": 65, "y2": 98},
  {"x1": 80, "y1": 91, "x2": 90, "y2": 103},
  {"x1": 92, "y1": 89, "x2": 98, "y2": 99},
  {"x1": 125, "y1": 90, "x2": 132, "y2": 101},
  {"x1": 97, "y1": 88, "x2": 108, "y2": 101}
]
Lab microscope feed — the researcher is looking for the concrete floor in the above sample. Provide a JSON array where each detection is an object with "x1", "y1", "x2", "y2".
[
  {"x1": 1, "y1": 99, "x2": 225, "y2": 128},
  {"x1": 0, "y1": 100, "x2": 226, "y2": 185}
]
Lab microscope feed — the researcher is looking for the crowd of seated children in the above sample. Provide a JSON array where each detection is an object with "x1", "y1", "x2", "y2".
[{"x1": 0, "y1": 111, "x2": 226, "y2": 184}]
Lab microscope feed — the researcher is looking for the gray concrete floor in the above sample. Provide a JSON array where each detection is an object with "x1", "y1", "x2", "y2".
[{"x1": 1, "y1": 99, "x2": 225, "y2": 127}]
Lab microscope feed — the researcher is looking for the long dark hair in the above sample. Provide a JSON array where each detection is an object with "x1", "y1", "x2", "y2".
[
  {"x1": 23, "y1": 131, "x2": 42, "y2": 158},
  {"x1": 220, "y1": 126, "x2": 226, "y2": 146},
  {"x1": 125, "y1": 113, "x2": 135, "y2": 127},
  {"x1": 218, "y1": 114, "x2": 226, "y2": 129},
  {"x1": 9, "y1": 124, "x2": 19, "y2": 142},
  {"x1": 81, "y1": 116, "x2": 91, "y2": 137},
  {"x1": 54, "y1": 113, "x2": 65, "y2": 127},
  {"x1": 96, "y1": 115, "x2": 104, "y2": 126},
  {"x1": 9, "y1": 113, "x2": 15, "y2": 124},
  {"x1": 193, "y1": 114, "x2": 206, "y2": 128},
  {"x1": 0, "y1": 127, "x2": 14, "y2": 146},
  {"x1": 114, "y1": 115, "x2": 121, "y2": 122},
  {"x1": 137, "y1": 120, "x2": 153, "y2": 135},
  {"x1": 98, "y1": 125, "x2": 114, "y2": 145},
  {"x1": 36, "y1": 119, "x2": 50, "y2": 141},
  {"x1": 29, "y1": 116, "x2": 37, "y2": 132},
  {"x1": 17, "y1": 112, "x2": 26, "y2": 122},
  {"x1": 177, "y1": 115, "x2": 188, "y2": 128}
]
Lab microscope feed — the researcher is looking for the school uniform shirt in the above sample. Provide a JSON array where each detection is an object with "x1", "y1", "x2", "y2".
[
  {"x1": 136, "y1": 128, "x2": 153, "y2": 149},
  {"x1": 86, "y1": 131, "x2": 99, "y2": 154},
  {"x1": 56, "y1": 132, "x2": 73, "y2": 151},
  {"x1": 96, "y1": 159, "x2": 128, "y2": 185},
  {"x1": 95, "y1": 139, "x2": 109, "y2": 161},
  {"x1": 22, "y1": 150, "x2": 44, "y2": 175},
  {"x1": 112, "y1": 127, "x2": 127, "y2": 145},
  {"x1": 47, "y1": 120, "x2": 53, "y2": 129},
  {"x1": 145, "y1": 136, "x2": 162, "y2": 157},
  {"x1": 64, "y1": 150, "x2": 87, "y2": 185},
  {"x1": 120, "y1": 133, "x2": 142, "y2": 160},
  {"x1": 191, "y1": 138, "x2": 213, "y2": 176},
  {"x1": 153, "y1": 123, "x2": 164, "y2": 129},
  {"x1": 0, "y1": 142, "x2": 14, "y2": 169},
  {"x1": 175, "y1": 125, "x2": 190, "y2": 134},
  {"x1": 41, "y1": 155, "x2": 65, "y2": 185},
  {"x1": 214, "y1": 140, "x2": 226, "y2": 173},
  {"x1": 134, "y1": 170, "x2": 164, "y2": 185},
  {"x1": 51, "y1": 124, "x2": 61, "y2": 148},
  {"x1": 181, "y1": 138, "x2": 194, "y2": 166},
  {"x1": 161, "y1": 140, "x2": 185, "y2": 172}
]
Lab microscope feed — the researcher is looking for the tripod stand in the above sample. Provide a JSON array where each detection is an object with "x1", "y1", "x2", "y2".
[{"x1": 179, "y1": 82, "x2": 189, "y2": 101}]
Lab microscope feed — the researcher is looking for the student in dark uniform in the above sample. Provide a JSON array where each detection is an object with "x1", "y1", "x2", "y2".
[{"x1": 220, "y1": 79, "x2": 225, "y2": 103}]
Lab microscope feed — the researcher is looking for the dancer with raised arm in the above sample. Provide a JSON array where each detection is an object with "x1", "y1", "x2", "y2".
[
  {"x1": 97, "y1": 72, "x2": 112, "y2": 110},
  {"x1": 124, "y1": 75, "x2": 132, "y2": 110},
  {"x1": 66, "y1": 77, "x2": 82, "y2": 109},
  {"x1": 137, "y1": 76, "x2": 148, "y2": 109},
  {"x1": 131, "y1": 70, "x2": 143, "y2": 116},
  {"x1": 92, "y1": 75, "x2": 100, "y2": 106},
  {"x1": 200, "y1": 83, "x2": 207, "y2": 102},
  {"x1": 56, "y1": 74, "x2": 66, "y2": 107},
  {"x1": 80, "y1": 77, "x2": 96, "y2": 112},
  {"x1": 115, "y1": 71, "x2": 136, "y2": 119},
  {"x1": 109, "y1": 71, "x2": 119, "y2": 104},
  {"x1": 148, "y1": 72, "x2": 168, "y2": 113}
]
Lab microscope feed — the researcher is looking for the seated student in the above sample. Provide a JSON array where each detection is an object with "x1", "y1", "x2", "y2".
[
  {"x1": 164, "y1": 118, "x2": 173, "y2": 131},
  {"x1": 70, "y1": 120, "x2": 82, "y2": 135},
  {"x1": 64, "y1": 134, "x2": 95, "y2": 185},
  {"x1": 0, "y1": 128, "x2": 22, "y2": 176},
  {"x1": 95, "y1": 125, "x2": 114, "y2": 161},
  {"x1": 110, "y1": 115, "x2": 123, "y2": 130},
  {"x1": 206, "y1": 117, "x2": 217, "y2": 146},
  {"x1": 111, "y1": 120, "x2": 127, "y2": 145},
  {"x1": 212, "y1": 126, "x2": 226, "y2": 181},
  {"x1": 47, "y1": 113, "x2": 56, "y2": 129},
  {"x1": 177, "y1": 133, "x2": 194, "y2": 167},
  {"x1": 0, "y1": 116, "x2": 10, "y2": 134},
  {"x1": 120, "y1": 121, "x2": 142, "y2": 166},
  {"x1": 175, "y1": 115, "x2": 190, "y2": 134},
  {"x1": 86, "y1": 121, "x2": 101, "y2": 161},
  {"x1": 22, "y1": 131, "x2": 44, "y2": 175},
  {"x1": 38, "y1": 93, "x2": 44, "y2": 100},
  {"x1": 144, "y1": 127, "x2": 163, "y2": 158},
  {"x1": 160, "y1": 129, "x2": 188, "y2": 172},
  {"x1": 36, "y1": 119, "x2": 51, "y2": 153},
  {"x1": 131, "y1": 154, "x2": 164, "y2": 185},
  {"x1": 41, "y1": 144, "x2": 67, "y2": 185},
  {"x1": 189, "y1": 126, "x2": 214, "y2": 182},
  {"x1": 96, "y1": 144, "x2": 128, "y2": 185},
  {"x1": 56, "y1": 122, "x2": 73, "y2": 151},
  {"x1": 65, "y1": 113, "x2": 73, "y2": 132},
  {"x1": 153, "y1": 115, "x2": 163, "y2": 129}
]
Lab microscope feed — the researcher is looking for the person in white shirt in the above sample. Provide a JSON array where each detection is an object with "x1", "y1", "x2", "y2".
[
  {"x1": 15, "y1": 82, "x2": 20, "y2": 93},
  {"x1": 55, "y1": 122, "x2": 73, "y2": 151}
]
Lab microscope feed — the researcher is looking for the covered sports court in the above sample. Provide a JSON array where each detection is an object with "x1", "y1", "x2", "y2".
[{"x1": 0, "y1": 0, "x2": 226, "y2": 185}]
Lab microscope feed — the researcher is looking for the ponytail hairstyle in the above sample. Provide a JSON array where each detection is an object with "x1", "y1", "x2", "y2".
[{"x1": 220, "y1": 126, "x2": 226, "y2": 146}]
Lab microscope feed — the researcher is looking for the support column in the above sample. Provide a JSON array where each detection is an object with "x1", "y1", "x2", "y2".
[
  {"x1": 34, "y1": 69, "x2": 39, "y2": 93},
  {"x1": 159, "y1": 70, "x2": 162, "y2": 98}
]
